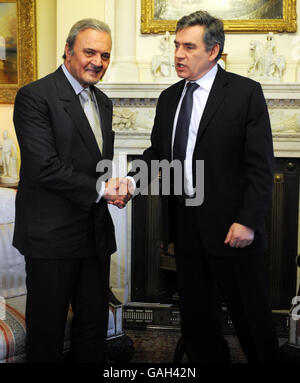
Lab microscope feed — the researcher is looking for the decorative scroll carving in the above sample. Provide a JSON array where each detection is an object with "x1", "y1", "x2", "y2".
[
  {"x1": 267, "y1": 99, "x2": 300, "y2": 108},
  {"x1": 113, "y1": 109, "x2": 137, "y2": 131},
  {"x1": 112, "y1": 98, "x2": 158, "y2": 107},
  {"x1": 269, "y1": 110, "x2": 300, "y2": 132}
]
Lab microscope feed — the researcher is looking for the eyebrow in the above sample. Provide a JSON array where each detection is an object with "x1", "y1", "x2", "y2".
[
  {"x1": 84, "y1": 48, "x2": 110, "y2": 55},
  {"x1": 174, "y1": 40, "x2": 197, "y2": 47}
]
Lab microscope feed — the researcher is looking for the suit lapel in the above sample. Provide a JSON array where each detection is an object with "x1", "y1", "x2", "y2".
[
  {"x1": 195, "y1": 65, "x2": 229, "y2": 144},
  {"x1": 54, "y1": 68, "x2": 102, "y2": 163}
]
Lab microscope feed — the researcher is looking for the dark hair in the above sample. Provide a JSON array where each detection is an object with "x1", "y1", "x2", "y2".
[
  {"x1": 176, "y1": 10, "x2": 224, "y2": 62},
  {"x1": 62, "y1": 18, "x2": 111, "y2": 59}
]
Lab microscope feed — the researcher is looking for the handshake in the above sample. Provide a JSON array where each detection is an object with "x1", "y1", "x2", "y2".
[{"x1": 103, "y1": 177, "x2": 135, "y2": 209}]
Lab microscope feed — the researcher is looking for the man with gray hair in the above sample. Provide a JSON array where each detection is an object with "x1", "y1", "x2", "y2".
[
  {"x1": 127, "y1": 10, "x2": 279, "y2": 363},
  {"x1": 13, "y1": 19, "x2": 126, "y2": 362}
]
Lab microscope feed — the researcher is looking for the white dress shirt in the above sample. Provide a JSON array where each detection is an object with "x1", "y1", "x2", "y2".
[{"x1": 172, "y1": 64, "x2": 218, "y2": 196}]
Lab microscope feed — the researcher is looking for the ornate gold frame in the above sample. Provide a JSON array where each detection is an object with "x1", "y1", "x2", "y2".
[
  {"x1": 0, "y1": 0, "x2": 37, "y2": 104},
  {"x1": 141, "y1": 0, "x2": 297, "y2": 34}
]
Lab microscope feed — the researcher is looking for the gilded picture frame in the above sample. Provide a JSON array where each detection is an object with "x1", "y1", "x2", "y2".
[
  {"x1": 0, "y1": 0, "x2": 37, "y2": 104},
  {"x1": 141, "y1": 0, "x2": 297, "y2": 34}
]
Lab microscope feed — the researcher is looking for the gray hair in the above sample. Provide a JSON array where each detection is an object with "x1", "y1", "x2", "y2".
[
  {"x1": 176, "y1": 10, "x2": 224, "y2": 62},
  {"x1": 62, "y1": 18, "x2": 111, "y2": 59}
]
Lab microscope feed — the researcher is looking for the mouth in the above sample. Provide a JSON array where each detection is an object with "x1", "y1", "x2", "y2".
[
  {"x1": 176, "y1": 63, "x2": 186, "y2": 69},
  {"x1": 86, "y1": 67, "x2": 103, "y2": 75}
]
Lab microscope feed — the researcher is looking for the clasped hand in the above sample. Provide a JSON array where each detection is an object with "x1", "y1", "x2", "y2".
[{"x1": 103, "y1": 177, "x2": 134, "y2": 209}]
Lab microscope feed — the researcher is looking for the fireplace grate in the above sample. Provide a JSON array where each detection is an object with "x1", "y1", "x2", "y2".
[
  {"x1": 123, "y1": 302, "x2": 181, "y2": 329},
  {"x1": 123, "y1": 302, "x2": 289, "y2": 337}
]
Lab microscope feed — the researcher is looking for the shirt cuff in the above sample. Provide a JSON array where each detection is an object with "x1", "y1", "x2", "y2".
[
  {"x1": 126, "y1": 176, "x2": 136, "y2": 195},
  {"x1": 96, "y1": 181, "x2": 106, "y2": 203}
]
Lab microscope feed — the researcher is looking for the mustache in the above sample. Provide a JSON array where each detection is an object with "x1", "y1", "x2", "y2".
[{"x1": 86, "y1": 65, "x2": 103, "y2": 72}]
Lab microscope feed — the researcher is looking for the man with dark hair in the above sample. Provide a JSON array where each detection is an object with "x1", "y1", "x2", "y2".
[
  {"x1": 13, "y1": 18, "x2": 126, "y2": 363},
  {"x1": 128, "y1": 10, "x2": 279, "y2": 363}
]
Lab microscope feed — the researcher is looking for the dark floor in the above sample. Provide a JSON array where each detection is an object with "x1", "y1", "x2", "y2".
[{"x1": 125, "y1": 328, "x2": 288, "y2": 363}]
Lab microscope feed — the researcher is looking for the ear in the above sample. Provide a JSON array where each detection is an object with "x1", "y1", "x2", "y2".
[
  {"x1": 65, "y1": 43, "x2": 71, "y2": 60},
  {"x1": 209, "y1": 44, "x2": 220, "y2": 62}
]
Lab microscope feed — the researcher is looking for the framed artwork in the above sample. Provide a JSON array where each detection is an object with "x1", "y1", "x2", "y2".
[
  {"x1": 0, "y1": 0, "x2": 37, "y2": 104},
  {"x1": 141, "y1": 0, "x2": 297, "y2": 33}
]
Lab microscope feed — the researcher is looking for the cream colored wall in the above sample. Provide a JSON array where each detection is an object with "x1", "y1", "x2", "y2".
[
  {"x1": 135, "y1": 0, "x2": 300, "y2": 83},
  {"x1": 37, "y1": 0, "x2": 57, "y2": 78},
  {"x1": 56, "y1": 0, "x2": 105, "y2": 67},
  {"x1": 0, "y1": 104, "x2": 16, "y2": 158},
  {"x1": 0, "y1": 0, "x2": 57, "y2": 171},
  {"x1": 0, "y1": 105, "x2": 16, "y2": 157}
]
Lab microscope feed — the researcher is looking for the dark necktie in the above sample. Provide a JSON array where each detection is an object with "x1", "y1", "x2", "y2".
[{"x1": 173, "y1": 82, "x2": 199, "y2": 162}]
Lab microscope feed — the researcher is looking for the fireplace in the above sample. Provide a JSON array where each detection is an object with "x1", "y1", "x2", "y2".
[
  {"x1": 266, "y1": 158, "x2": 300, "y2": 309},
  {"x1": 130, "y1": 157, "x2": 300, "y2": 311},
  {"x1": 131, "y1": 189, "x2": 177, "y2": 304},
  {"x1": 125, "y1": 158, "x2": 299, "y2": 334}
]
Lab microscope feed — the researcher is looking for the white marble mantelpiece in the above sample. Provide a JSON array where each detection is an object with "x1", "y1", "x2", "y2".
[
  {"x1": 101, "y1": 82, "x2": 300, "y2": 303},
  {"x1": 98, "y1": 82, "x2": 300, "y2": 159},
  {"x1": 272, "y1": 133, "x2": 300, "y2": 158},
  {"x1": 100, "y1": 82, "x2": 300, "y2": 100},
  {"x1": 100, "y1": 83, "x2": 169, "y2": 99},
  {"x1": 262, "y1": 83, "x2": 300, "y2": 100}
]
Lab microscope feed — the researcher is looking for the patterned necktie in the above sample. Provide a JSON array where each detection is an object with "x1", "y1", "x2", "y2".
[
  {"x1": 173, "y1": 82, "x2": 199, "y2": 162},
  {"x1": 79, "y1": 87, "x2": 103, "y2": 153}
]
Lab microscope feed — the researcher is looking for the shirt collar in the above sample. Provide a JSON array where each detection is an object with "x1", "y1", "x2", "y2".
[
  {"x1": 61, "y1": 63, "x2": 86, "y2": 95},
  {"x1": 187, "y1": 64, "x2": 218, "y2": 93}
]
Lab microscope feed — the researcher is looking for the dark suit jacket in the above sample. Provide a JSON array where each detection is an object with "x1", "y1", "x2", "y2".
[
  {"x1": 13, "y1": 66, "x2": 116, "y2": 259},
  {"x1": 133, "y1": 65, "x2": 274, "y2": 257}
]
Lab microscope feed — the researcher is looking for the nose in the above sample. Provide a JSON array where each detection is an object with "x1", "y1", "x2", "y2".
[
  {"x1": 91, "y1": 53, "x2": 102, "y2": 67},
  {"x1": 175, "y1": 45, "x2": 184, "y2": 59}
]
